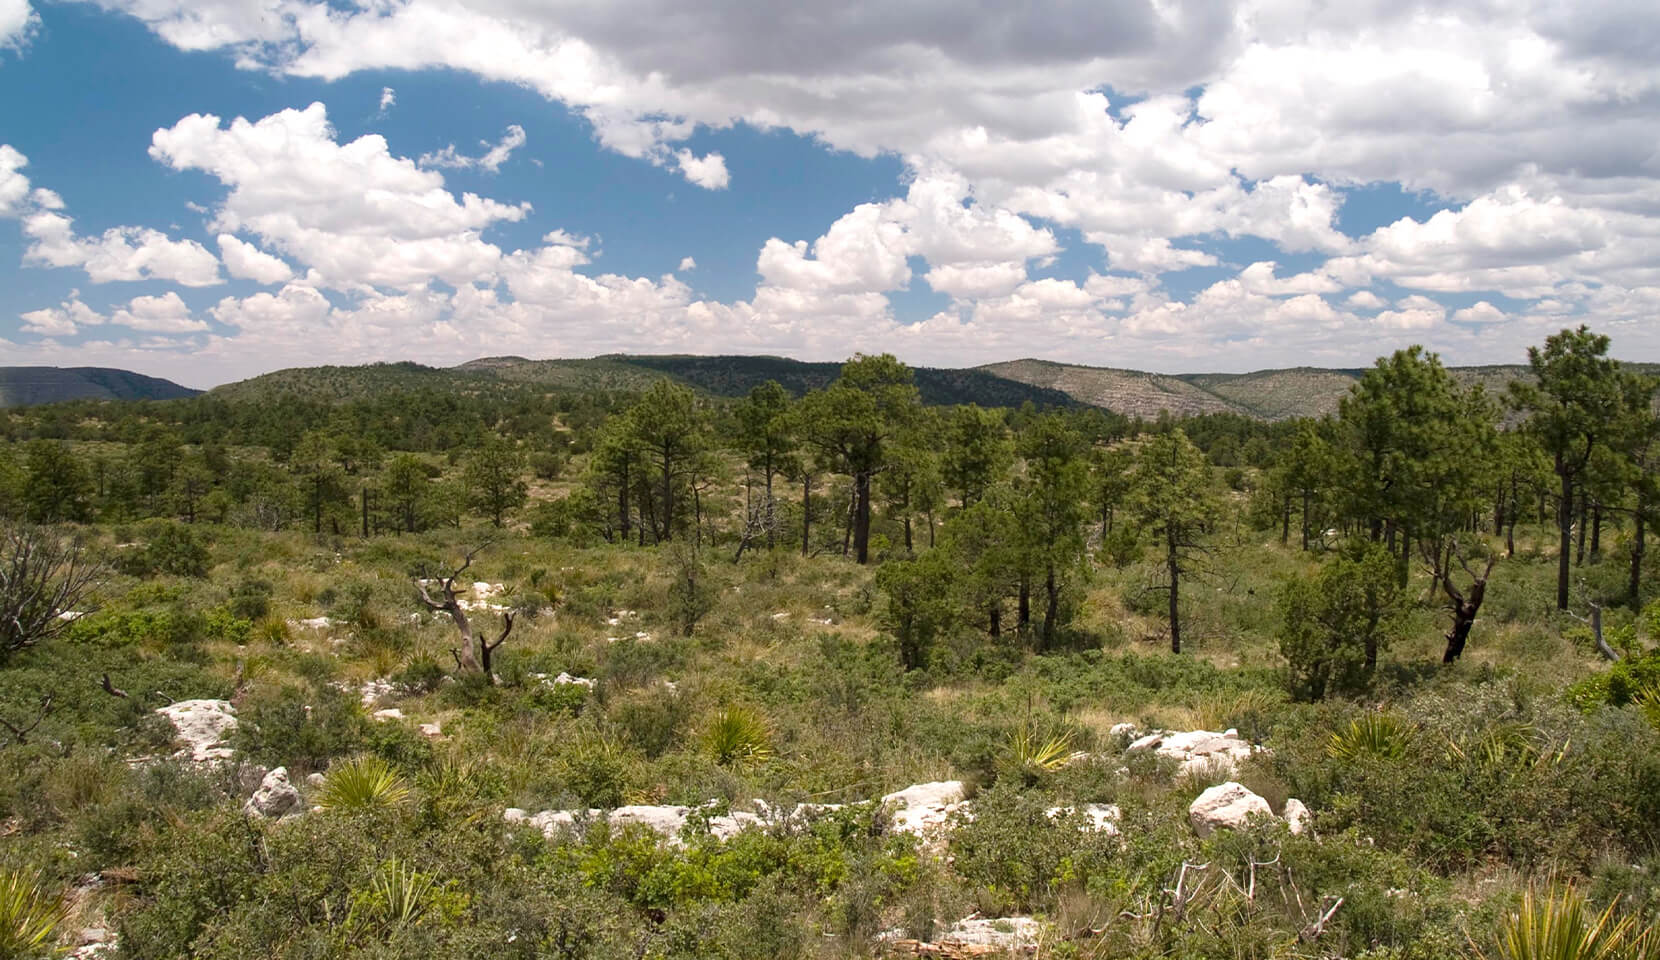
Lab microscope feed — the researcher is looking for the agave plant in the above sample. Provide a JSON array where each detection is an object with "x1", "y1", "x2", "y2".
[
  {"x1": 1327, "y1": 712, "x2": 1414, "y2": 763},
  {"x1": 1635, "y1": 684, "x2": 1660, "y2": 733},
  {"x1": 370, "y1": 858, "x2": 436, "y2": 929},
  {"x1": 1009, "y1": 723, "x2": 1076, "y2": 775},
  {"x1": 0, "y1": 867, "x2": 67, "y2": 960},
  {"x1": 1475, "y1": 881, "x2": 1659, "y2": 960},
  {"x1": 317, "y1": 755, "x2": 413, "y2": 811},
  {"x1": 702, "y1": 706, "x2": 773, "y2": 768}
]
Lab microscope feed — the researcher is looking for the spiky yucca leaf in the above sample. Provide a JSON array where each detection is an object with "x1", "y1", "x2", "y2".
[
  {"x1": 1635, "y1": 684, "x2": 1660, "y2": 733},
  {"x1": 702, "y1": 707, "x2": 773, "y2": 768},
  {"x1": 1474, "y1": 882, "x2": 1657, "y2": 960},
  {"x1": 1010, "y1": 724, "x2": 1076, "y2": 774},
  {"x1": 370, "y1": 858, "x2": 436, "y2": 929},
  {"x1": 1327, "y1": 712, "x2": 1414, "y2": 763},
  {"x1": 317, "y1": 755, "x2": 412, "y2": 810},
  {"x1": 0, "y1": 867, "x2": 67, "y2": 959}
]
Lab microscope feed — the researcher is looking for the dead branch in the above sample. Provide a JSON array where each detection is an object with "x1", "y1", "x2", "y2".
[
  {"x1": 1298, "y1": 896, "x2": 1344, "y2": 942},
  {"x1": 99, "y1": 673, "x2": 128, "y2": 698},
  {"x1": 0, "y1": 695, "x2": 52, "y2": 745}
]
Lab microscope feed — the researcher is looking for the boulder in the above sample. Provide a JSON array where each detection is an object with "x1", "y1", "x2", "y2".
[
  {"x1": 155, "y1": 699, "x2": 238, "y2": 763},
  {"x1": 244, "y1": 767, "x2": 301, "y2": 819},
  {"x1": 505, "y1": 803, "x2": 763, "y2": 846},
  {"x1": 372, "y1": 708, "x2": 405, "y2": 721},
  {"x1": 882, "y1": 781, "x2": 968, "y2": 836},
  {"x1": 1189, "y1": 781, "x2": 1273, "y2": 837},
  {"x1": 1127, "y1": 728, "x2": 1257, "y2": 778},
  {"x1": 1283, "y1": 798, "x2": 1311, "y2": 836},
  {"x1": 418, "y1": 722, "x2": 443, "y2": 738}
]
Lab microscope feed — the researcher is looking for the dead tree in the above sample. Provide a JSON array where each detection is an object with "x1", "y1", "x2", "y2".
[
  {"x1": 1567, "y1": 593, "x2": 1623, "y2": 663},
  {"x1": 413, "y1": 544, "x2": 514, "y2": 683},
  {"x1": 2, "y1": 523, "x2": 105, "y2": 662},
  {"x1": 1424, "y1": 540, "x2": 1498, "y2": 663},
  {"x1": 0, "y1": 695, "x2": 51, "y2": 745}
]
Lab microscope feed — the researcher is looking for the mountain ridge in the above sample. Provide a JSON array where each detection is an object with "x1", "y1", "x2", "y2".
[{"x1": 0, "y1": 366, "x2": 201, "y2": 408}]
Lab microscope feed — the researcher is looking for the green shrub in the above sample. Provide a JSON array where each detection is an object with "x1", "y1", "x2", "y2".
[
  {"x1": 317, "y1": 755, "x2": 412, "y2": 810},
  {"x1": 702, "y1": 707, "x2": 773, "y2": 768}
]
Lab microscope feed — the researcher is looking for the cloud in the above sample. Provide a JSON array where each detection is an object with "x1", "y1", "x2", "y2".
[
  {"x1": 0, "y1": 0, "x2": 34, "y2": 49},
  {"x1": 20, "y1": 292, "x2": 103, "y2": 337},
  {"x1": 22, "y1": 211, "x2": 221, "y2": 286},
  {"x1": 0, "y1": 144, "x2": 30, "y2": 216},
  {"x1": 378, "y1": 86, "x2": 395, "y2": 113},
  {"x1": 419, "y1": 124, "x2": 527, "y2": 173},
  {"x1": 677, "y1": 256, "x2": 695, "y2": 271},
  {"x1": 217, "y1": 233, "x2": 294, "y2": 284},
  {"x1": 110, "y1": 291, "x2": 209, "y2": 332},
  {"x1": 673, "y1": 149, "x2": 728, "y2": 189},
  {"x1": 151, "y1": 103, "x2": 529, "y2": 290}
]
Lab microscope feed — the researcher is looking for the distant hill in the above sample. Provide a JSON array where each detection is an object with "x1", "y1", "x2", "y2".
[
  {"x1": 0, "y1": 366, "x2": 200, "y2": 407},
  {"x1": 195, "y1": 354, "x2": 1660, "y2": 421},
  {"x1": 209, "y1": 355, "x2": 1076, "y2": 409}
]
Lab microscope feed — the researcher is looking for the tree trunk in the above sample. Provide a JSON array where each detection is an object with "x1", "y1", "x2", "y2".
[
  {"x1": 988, "y1": 602, "x2": 1000, "y2": 639},
  {"x1": 927, "y1": 508, "x2": 936, "y2": 549},
  {"x1": 1167, "y1": 529, "x2": 1181, "y2": 654},
  {"x1": 1632, "y1": 504, "x2": 1646, "y2": 605},
  {"x1": 764, "y1": 461, "x2": 775, "y2": 550},
  {"x1": 1556, "y1": 468, "x2": 1572, "y2": 610},
  {"x1": 1042, "y1": 564, "x2": 1060, "y2": 651},
  {"x1": 1017, "y1": 576, "x2": 1030, "y2": 631},
  {"x1": 661, "y1": 447, "x2": 674, "y2": 542},
  {"x1": 1576, "y1": 489, "x2": 1588, "y2": 565},
  {"x1": 1300, "y1": 489, "x2": 1311, "y2": 551},
  {"x1": 1591, "y1": 501, "x2": 1602, "y2": 559},
  {"x1": 617, "y1": 462, "x2": 631, "y2": 542},
  {"x1": 802, "y1": 475, "x2": 811, "y2": 556},
  {"x1": 853, "y1": 472, "x2": 873, "y2": 564},
  {"x1": 903, "y1": 513, "x2": 913, "y2": 555},
  {"x1": 361, "y1": 487, "x2": 369, "y2": 537},
  {"x1": 1280, "y1": 493, "x2": 1290, "y2": 545}
]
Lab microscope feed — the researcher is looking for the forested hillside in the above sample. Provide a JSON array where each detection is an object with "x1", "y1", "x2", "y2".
[
  {"x1": 2, "y1": 326, "x2": 1659, "y2": 958},
  {"x1": 0, "y1": 366, "x2": 200, "y2": 407}
]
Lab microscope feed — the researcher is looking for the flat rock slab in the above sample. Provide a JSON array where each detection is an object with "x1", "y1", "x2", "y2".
[
  {"x1": 155, "y1": 699, "x2": 238, "y2": 764},
  {"x1": 1189, "y1": 781, "x2": 1273, "y2": 837}
]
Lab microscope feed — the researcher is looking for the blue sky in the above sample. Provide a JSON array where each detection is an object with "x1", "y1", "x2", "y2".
[{"x1": 1, "y1": 0, "x2": 1657, "y2": 387}]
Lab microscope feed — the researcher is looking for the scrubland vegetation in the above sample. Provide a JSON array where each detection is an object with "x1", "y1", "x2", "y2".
[{"x1": 2, "y1": 325, "x2": 1659, "y2": 958}]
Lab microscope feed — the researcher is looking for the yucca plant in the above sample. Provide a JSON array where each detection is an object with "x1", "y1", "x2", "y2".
[
  {"x1": 702, "y1": 706, "x2": 773, "y2": 768},
  {"x1": 1009, "y1": 724, "x2": 1076, "y2": 776},
  {"x1": 369, "y1": 858, "x2": 436, "y2": 929},
  {"x1": 317, "y1": 755, "x2": 412, "y2": 811},
  {"x1": 1474, "y1": 881, "x2": 1658, "y2": 960},
  {"x1": 1327, "y1": 712, "x2": 1414, "y2": 763},
  {"x1": 1635, "y1": 684, "x2": 1660, "y2": 733},
  {"x1": 0, "y1": 867, "x2": 67, "y2": 960}
]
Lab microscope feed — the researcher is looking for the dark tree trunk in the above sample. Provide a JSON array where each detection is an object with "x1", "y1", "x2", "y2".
[
  {"x1": 802, "y1": 474, "x2": 812, "y2": 557},
  {"x1": 1167, "y1": 528, "x2": 1181, "y2": 654},
  {"x1": 1591, "y1": 501, "x2": 1602, "y2": 558},
  {"x1": 1300, "y1": 489, "x2": 1311, "y2": 551},
  {"x1": 764, "y1": 461, "x2": 775, "y2": 550},
  {"x1": 361, "y1": 487, "x2": 369, "y2": 537},
  {"x1": 1632, "y1": 506, "x2": 1646, "y2": 605},
  {"x1": 988, "y1": 602, "x2": 1001, "y2": 639},
  {"x1": 1280, "y1": 493, "x2": 1290, "y2": 546},
  {"x1": 661, "y1": 448, "x2": 674, "y2": 542},
  {"x1": 1017, "y1": 576, "x2": 1030, "y2": 631},
  {"x1": 853, "y1": 472, "x2": 873, "y2": 564},
  {"x1": 927, "y1": 508, "x2": 936, "y2": 549},
  {"x1": 617, "y1": 462, "x2": 631, "y2": 542},
  {"x1": 1041, "y1": 565, "x2": 1060, "y2": 651},
  {"x1": 1441, "y1": 575, "x2": 1489, "y2": 663},
  {"x1": 1557, "y1": 467, "x2": 1573, "y2": 610},
  {"x1": 1576, "y1": 489, "x2": 1588, "y2": 565},
  {"x1": 903, "y1": 514, "x2": 913, "y2": 554}
]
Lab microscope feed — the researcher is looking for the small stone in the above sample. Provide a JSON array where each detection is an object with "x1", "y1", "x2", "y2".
[
  {"x1": 1283, "y1": 798, "x2": 1311, "y2": 836},
  {"x1": 418, "y1": 722, "x2": 443, "y2": 738},
  {"x1": 373, "y1": 708, "x2": 405, "y2": 721}
]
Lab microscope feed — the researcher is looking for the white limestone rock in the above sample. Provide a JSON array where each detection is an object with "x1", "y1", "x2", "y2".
[
  {"x1": 1128, "y1": 728, "x2": 1259, "y2": 778},
  {"x1": 1283, "y1": 798, "x2": 1311, "y2": 836},
  {"x1": 881, "y1": 781, "x2": 968, "y2": 837},
  {"x1": 244, "y1": 767, "x2": 301, "y2": 819},
  {"x1": 372, "y1": 708, "x2": 405, "y2": 722},
  {"x1": 1047, "y1": 803, "x2": 1122, "y2": 836},
  {"x1": 1189, "y1": 781, "x2": 1273, "y2": 837},
  {"x1": 155, "y1": 699, "x2": 238, "y2": 764}
]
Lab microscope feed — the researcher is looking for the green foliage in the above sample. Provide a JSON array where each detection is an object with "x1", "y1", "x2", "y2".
[
  {"x1": 701, "y1": 706, "x2": 773, "y2": 768},
  {"x1": 1328, "y1": 713, "x2": 1415, "y2": 762},
  {"x1": 1474, "y1": 881, "x2": 1659, "y2": 960},
  {"x1": 1278, "y1": 543, "x2": 1407, "y2": 699},
  {"x1": 0, "y1": 867, "x2": 66, "y2": 960},
  {"x1": 316, "y1": 755, "x2": 413, "y2": 810},
  {"x1": 664, "y1": 542, "x2": 715, "y2": 637},
  {"x1": 116, "y1": 521, "x2": 211, "y2": 578}
]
